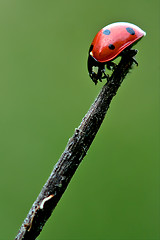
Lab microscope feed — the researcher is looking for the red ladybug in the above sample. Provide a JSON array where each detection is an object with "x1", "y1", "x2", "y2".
[{"x1": 88, "y1": 22, "x2": 146, "y2": 84}]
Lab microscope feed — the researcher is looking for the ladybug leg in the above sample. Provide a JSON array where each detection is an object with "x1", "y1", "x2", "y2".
[
  {"x1": 101, "y1": 69, "x2": 109, "y2": 81},
  {"x1": 96, "y1": 66, "x2": 103, "y2": 82},
  {"x1": 93, "y1": 77, "x2": 98, "y2": 85},
  {"x1": 101, "y1": 73, "x2": 110, "y2": 81},
  {"x1": 121, "y1": 48, "x2": 138, "y2": 65},
  {"x1": 98, "y1": 63, "x2": 110, "y2": 82},
  {"x1": 127, "y1": 49, "x2": 138, "y2": 65},
  {"x1": 132, "y1": 57, "x2": 138, "y2": 66},
  {"x1": 90, "y1": 72, "x2": 98, "y2": 85},
  {"x1": 106, "y1": 61, "x2": 117, "y2": 71}
]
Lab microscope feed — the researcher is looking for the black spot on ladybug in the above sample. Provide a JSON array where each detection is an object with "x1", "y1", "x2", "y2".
[
  {"x1": 126, "y1": 27, "x2": 135, "y2": 35},
  {"x1": 89, "y1": 44, "x2": 93, "y2": 53},
  {"x1": 108, "y1": 44, "x2": 115, "y2": 50},
  {"x1": 103, "y1": 29, "x2": 111, "y2": 35}
]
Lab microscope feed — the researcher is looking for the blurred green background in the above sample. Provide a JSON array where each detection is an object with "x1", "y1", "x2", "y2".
[{"x1": 0, "y1": 0, "x2": 159, "y2": 239}]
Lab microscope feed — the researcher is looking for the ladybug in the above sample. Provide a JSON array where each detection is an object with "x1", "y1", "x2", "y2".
[{"x1": 88, "y1": 22, "x2": 146, "y2": 84}]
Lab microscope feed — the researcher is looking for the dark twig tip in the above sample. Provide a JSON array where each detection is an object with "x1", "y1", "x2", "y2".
[{"x1": 15, "y1": 48, "x2": 137, "y2": 240}]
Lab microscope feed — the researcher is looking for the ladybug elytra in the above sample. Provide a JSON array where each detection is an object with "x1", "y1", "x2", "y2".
[{"x1": 88, "y1": 22, "x2": 146, "y2": 84}]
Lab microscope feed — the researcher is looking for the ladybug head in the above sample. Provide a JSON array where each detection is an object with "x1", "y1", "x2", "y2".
[{"x1": 87, "y1": 46, "x2": 105, "y2": 85}]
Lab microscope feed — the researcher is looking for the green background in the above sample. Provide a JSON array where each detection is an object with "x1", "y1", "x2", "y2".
[{"x1": 0, "y1": 0, "x2": 159, "y2": 239}]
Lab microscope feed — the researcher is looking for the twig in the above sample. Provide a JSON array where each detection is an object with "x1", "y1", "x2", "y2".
[{"x1": 15, "y1": 49, "x2": 137, "y2": 240}]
